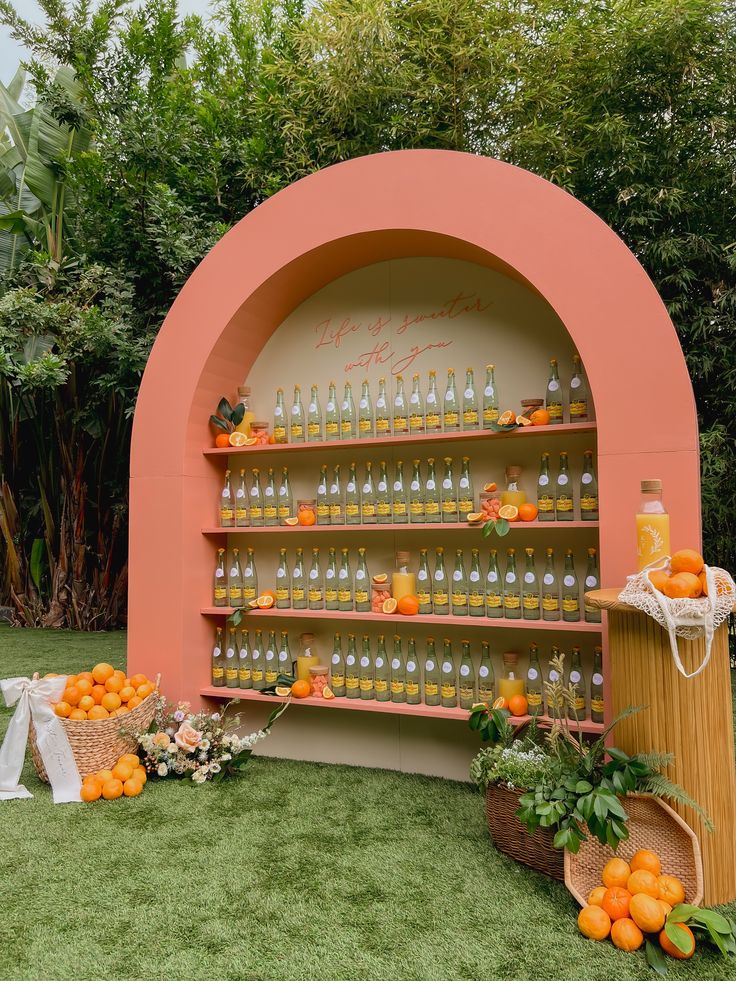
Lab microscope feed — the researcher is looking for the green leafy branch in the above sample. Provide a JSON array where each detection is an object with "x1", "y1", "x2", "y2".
[{"x1": 209, "y1": 395, "x2": 245, "y2": 433}]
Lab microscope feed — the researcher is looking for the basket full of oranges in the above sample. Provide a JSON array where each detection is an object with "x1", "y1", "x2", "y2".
[{"x1": 31, "y1": 663, "x2": 159, "y2": 782}]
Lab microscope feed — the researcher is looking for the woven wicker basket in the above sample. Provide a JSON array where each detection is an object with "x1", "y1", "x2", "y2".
[
  {"x1": 30, "y1": 681, "x2": 159, "y2": 782},
  {"x1": 565, "y1": 794, "x2": 704, "y2": 907},
  {"x1": 485, "y1": 783, "x2": 565, "y2": 880}
]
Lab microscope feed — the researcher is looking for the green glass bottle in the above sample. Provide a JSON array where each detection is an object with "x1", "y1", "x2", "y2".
[
  {"x1": 344, "y1": 463, "x2": 360, "y2": 525},
  {"x1": 358, "y1": 379, "x2": 374, "y2": 438},
  {"x1": 555, "y1": 451, "x2": 573, "y2": 520},
  {"x1": 459, "y1": 640, "x2": 476, "y2": 709},
  {"x1": 521, "y1": 547, "x2": 540, "y2": 621},
  {"x1": 545, "y1": 358, "x2": 563, "y2": 424},
  {"x1": 451, "y1": 548, "x2": 468, "y2": 616},
  {"x1": 425, "y1": 370, "x2": 441, "y2": 433},
  {"x1": 355, "y1": 547, "x2": 370, "y2": 611},
  {"x1": 237, "y1": 629, "x2": 252, "y2": 689},
  {"x1": 375, "y1": 376, "x2": 391, "y2": 436},
  {"x1": 290, "y1": 384, "x2": 305, "y2": 442},
  {"x1": 273, "y1": 387, "x2": 287, "y2": 444},
  {"x1": 278, "y1": 630, "x2": 292, "y2": 677},
  {"x1": 567, "y1": 646, "x2": 586, "y2": 720},
  {"x1": 424, "y1": 638, "x2": 440, "y2": 706},
  {"x1": 211, "y1": 626, "x2": 225, "y2": 687},
  {"x1": 390, "y1": 635, "x2": 406, "y2": 702},
  {"x1": 213, "y1": 547, "x2": 227, "y2": 607},
  {"x1": 249, "y1": 468, "x2": 264, "y2": 527},
  {"x1": 324, "y1": 546, "x2": 338, "y2": 610},
  {"x1": 341, "y1": 381, "x2": 356, "y2": 440},
  {"x1": 458, "y1": 456, "x2": 474, "y2": 517},
  {"x1": 562, "y1": 549, "x2": 580, "y2": 622},
  {"x1": 440, "y1": 457, "x2": 458, "y2": 523},
  {"x1": 590, "y1": 646, "x2": 605, "y2": 724},
  {"x1": 376, "y1": 460, "x2": 392, "y2": 524},
  {"x1": 441, "y1": 639, "x2": 457, "y2": 707},
  {"x1": 409, "y1": 373, "x2": 424, "y2": 434},
  {"x1": 329, "y1": 464, "x2": 343, "y2": 525},
  {"x1": 393, "y1": 374, "x2": 408, "y2": 435},
  {"x1": 330, "y1": 633, "x2": 346, "y2": 697},
  {"x1": 409, "y1": 459, "x2": 424, "y2": 523},
  {"x1": 308, "y1": 547, "x2": 323, "y2": 610},
  {"x1": 392, "y1": 461, "x2": 408, "y2": 523},
  {"x1": 242, "y1": 547, "x2": 257, "y2": 607},
  {"x1": 292, "y1": 547, "x2": 307, "y2": 610},
  {"x1": 443, "y1": 368, "x2": 460, "y2": 431},
  {"x1": 338, "y1": 548, "x2": 353, "y2": 610},
  {"x1": 482, "y1": 364, "x2": 499, "y2": 429},
  {"x1": 462, "y1": 368, "x2": 479, "y2": 430},
  {"x1": 374, "y1": 635, "x2": 391, "y2": 701},
  {"x1": 569, "y1": 354, "x2": 589, "y2": 421},
  {"x1": 359, "y1": 635, "x2": 374, "y2": 699},
  {"x1": 251, "y1": 629, "x2": 265, "y2": 691},
  {"x1": 433, "y1": 547, "x2": 449, "y2": 615},
  {"x1": 537, "y1": 453, "x2": 554, "y2": 521},
  {"x1": 316, "y1": 464, "x2": 330, "y2": 525},
  {"x1": 264, "y1": 629, "x2": 278, "y2": 685},
  {"x1": 278, "y1": 467, "x2": 293, "y2": 525},
  {"x1": 325, "y1": 381, "x2": 340, "y2": 441},
  {"x1": 584, "y1": 548, "x2": 601, "y2": 623},
  {"x1": 478, "y1": 641, "x2": 495, "y2": 704},
  {"x1": 361, "y1": 461, "x2": 377, "y2": 524},
  {"x1": 220, "y1": 469, "x2": 234, "y2": 527},
  {"x1": 526, "y1": 642, "x2": 543, "y2": 716},
  {"x1": 485, "y1": 549, "x2": 503, "y2": 618},
  {"x1": 424, "y1": 457, "x2": 441, "y2": 523},
  {"x1": 263, "y1": 467, "x2": 278, "y2": 526},
  {"x1": 580, "y1": 450, "x2": 598, "y2": 521},
  {"x1": 227, "y1": 548, "x2": 243, "y2": 608},
  {"x1": 417, "y1": 548, "x2": 432, "y2": 614},
  {"x1": 345, "y1": 634, "x2": 359, "y2": 699},
  {"x1": 468, "y1": 548, "x2": 484, "y2": 617},
  {"x1": 307, "y1": 384, "x2": 322, "y2": 442},
  {"x1": 405, "y1": 638, "x2": 421, "y2": 704},
  {"x1": 235, "y1": 468, "x2": 248, "y2": 527},
  {"x1": 503, "y1": 547, "x2": 521, "y2": 619},
  {"x1": 542, "y1": 547, "x2": 560, "y2": 621}
]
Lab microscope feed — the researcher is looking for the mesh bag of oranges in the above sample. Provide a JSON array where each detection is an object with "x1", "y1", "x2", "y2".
[{"x1": 618, "y1": 550, "x2": 735, "y2": 679}]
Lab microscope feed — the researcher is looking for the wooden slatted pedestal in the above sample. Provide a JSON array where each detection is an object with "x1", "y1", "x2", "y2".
[{"x1": 586, "y1": 589, "x2": 736, "y2": 905}]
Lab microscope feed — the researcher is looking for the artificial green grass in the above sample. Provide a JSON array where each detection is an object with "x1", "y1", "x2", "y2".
[{"x1": 1, "y1": 625, "x2": 734, "y2": 981}]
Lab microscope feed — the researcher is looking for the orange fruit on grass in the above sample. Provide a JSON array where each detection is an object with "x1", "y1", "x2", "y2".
[
  {"x1": 588, "y1": 887, "x2": 607, "y2": 907},
  {"x1": 75, "y1": 678, "x2": 93, "y2": 697},
  {"x1": 602, "y1": 857, "x2": 631, "y2": 889},
  {"x1": 120, "y1": 753, "x2": 141, "y2": 768},
  {"x1": 101, "y1": 691, "x2": 122, "y2": 713},
  {"x1": 123, "y1": 778, "x2": 143, "y2": 797},
  {"x1": 577, "y1": 905, "x2": 611, "y2": 940},
  {"x1": 529, "y1": 408, "x2": 550, "y2": 426},
  {"x1": 119, "y1": 685, "x2": 136, "y2": 703},
  {"x1": 80, "y1": 783, "x2": 102, "y2": 802},
  {"x1": 611, "y1": 917, "x2": 644, "y2": 952},
  {"x1": 136, "y1": 683, "x2": 154, "y2": 699},
  {"x1": 659, "y1": 923, "x2": 695, "y2": 959},
  {"x1": 77, "y1": 694, "x2": 95, "y2": 713},
  {"x1": 112, "y1": 762, "x2": 134, "y2": 782},
  {"x1": 96, "y1": 769, "x2": 114, "y2": 784},
  {"x1": 101, "y1": 778, "x2": 124, "y2": 800},
  {"x1": 630, "y1": 849, "x2": 662, "y2": 877},
  {"x1": 670, "y1": 549, "x2": 704, "y2": 576},
  {"x1": 297, "y1": 509, "x2": 316, "y2": 526},
  {"x1": 291, "y1": 680, "x2": 311, "y2": 698},
  {"x1": 129, "y1": 673, "x2": 148, "y2": 689},
  {"x1": 629, "y1": 893, "x2": 665, "y2": 933},
  {"x1": 92, "y1": 662, "x2": 115, "y2": 684},
  {"x1": 397, "y1": 595, "x2": 419, "y2": 616},
  {"x1": 105, "y1": 675, "x2": 124, "y2": 694},
  {"x1": 517, "y1": 503, "x2": 538, "y2": 522},
  {"x1": 91, "y1": 684, "x2": 107, "y2": 704},
  {"x1": 663, "y1": 572, "x2": 702, "y2": 599},
  {"x1": 657, "y1": 874, "x2": 686, "y2": 906},
  {"x1": 88, "y1": 705, "x2": 109, "y2": 720},
  {"x1": 134, "y1": 767, "x2": 147, "y2": 785},
  {"x1": 648, "y1": 570, "x2": 670, "y2": 593},
  {"x1": 508, "y1": 694, "x2": 528, "y2": 717},
  {"x1": 628, "y1": 869, "x2": 660, "y2": 898},
  {"x1": 215, "y1": 433, "x2": 231, "y2": 448},
  {"x1": 63, "y1": 686, "x2": 81, "y2": 706},
  {"x1": 601, "y1": 887, "x2": 632, "y2": 921},
  {"x1": 54, "y1": 701, "x2": 71, "y2": 718},
  {"x1": 68, "y1": 708, "x2": 87, "y2": 720}
]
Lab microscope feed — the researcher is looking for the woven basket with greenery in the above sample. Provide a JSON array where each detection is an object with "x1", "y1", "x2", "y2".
[{"x1": 485, "y1": 782, "x2": 564, "y2": 880}]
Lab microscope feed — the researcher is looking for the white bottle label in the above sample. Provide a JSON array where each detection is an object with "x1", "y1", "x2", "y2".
[
  {"x1": 564, "y1": 575, "x2": 576, "y2": 587},
  {"x1": 548, "y1": 380, "x2": 559, "y2": 392},
  {"x1": 571, "y1": 377, "x2": 581, "y2": 389},
  {"x1": 460, "y1": 664, "x2": 470, "y2": 676},
  {"x1": 277, "y1": 568, "x2": 286, "y2": 579},
  {"x1": 453, "y1": 570, "x2": 462, "y2": 581},
  {"x1": 505, "y1": 572, "x2": 516, "y2": 584},
  {"x1": 393, "y1": 480, "x2": 402, "y2": 492},
  {"x1": 479, "y1": 665, "x2": 489, "y2": 678},
  {"x1": 326, "y1": 569, "x2": 335, "y2": 580},
  {"x1": 265, "y1": 487, "x2": 274, "y2": 498},
  {"x1": 360, "y1": 656, "x2": 369, "y2": 668},
  {"x1": 359, "y1": 398, "x2": 368, "y2": 409},
  {"x1": 377, "y1": 397, "x2": 386, "y2": 409},
  {"x1": 363, "y1": 482, "x2": 371, "y2": 493},
  {"x1": 487, "y1": 571, "x2": 498, "y2": 583},
  {"x1": 543, "y1": 573, "x2": 555, "y2": 585},
  {"x1": 230, "y1": 566, "x2": 239, "y2": 577},
  {"x1": 226, "y1": 648, "x2": 235, "y2": 659},
  {"x1": 375, "y1": 657, "x2": 384, "y2": 668},
  {"x1": 274, "y1": 406, "x2": 283, "y2": 417},
  {"x1": 341, "y1": 400, "x2": 349, "y2": 412},
  {"x1": 356, "y1": 570, "x2": 365, "y2": 580},
  {"x1": 394, "y1": 395, "x2": 403, "y2": 407},
  {"x1": 445, "y1": 392, "x2": 455, "y2": 403},
  {"x1": 582, "y1": 473, "x2": 593, "y2": 484},
  {"x1": 236, "y1": 488, "x2": 245, "y2": 498},
  {"x1": 442, "y1": 661, "x2": 453, "y2": 673},
  {"x1": 427, "y1": 392, "x2": 436, "y2": 404},
  {"x1": 464, "y1": 387, "x2": 474, "y2": 399},
  {"x1": 557, "y1": 474, "x2": 569, "y2": 486},
  {"x1": 528, "y1": 668, "x2": 538, "y2": 680},
  {"x1": 291, "y1": 404, "x2": 300, "y2": 415},
  {"x1": 318, "y1": 482, "x2": 326, "y2": 494},
  {"x1": 346, "y1": 656, "x2": 355, "y2": 666},
  {"x1": 434, "y1": 571, "x2": 445, "y2": 582},
  {"x1": 410, "y1": 393, "x2": 420, "y2": 404},
  {"x1": 570, "y1": 670, "x2": 582, "y2": 683},
  {"x1": 213, "y1": 647, "x2": 221, "y2": 657},
  {"x1": 470, "y1": 571, "x2": 480, "y2": 582},
  {"x1": 309, "y1": 402, "x2": 317, "y2": 413},
  {"x1": 330, "y1": 483, "x2": 338, "y2": 494},
  {"x1": 407, "y1": 660, "x2": 416, "y2": 672},
  {"x1": 426, "y1": 479, "x2": 435, "y2": 490},
  {"x1": 411, "y1": 480, "x2": 420, "y2": 491},
  {"x1": 524, "y1": 572, "x2": 535, "y2": 583},
  {"x1": 222, "y1": 488, "x2": 230, "y2": 498},
  {"x1": 585, "y1": 575, "x2": 598, "y2": 588},
  {"x1": 327, "y1": 400, "x2": 335, "y2": 411},
  {"x1": 216, "y1": 569, "x2": 225, "y2": 578},
  {"x1": 250, "y1": 487, "x2": 259, "y2": 498},
  {"x1": 332, "y1": 653, "x2": 340, "y2": 664},
  {"x1": 549, "y1": 670, "x2": 560, "y2": 682},
  {"x1": 484, "y1": 385, "x2": 494, "y2": 397},
  {"x1": 309, "y1": 569, "x2": 318, "y2": 580},
  {"x1": 425, "y1": 660, "x2": 435, "y2": 672},
  {"x1": 592, "y1": 672, "x2": 604, "y2": 685},
  {"x1": 391, "y1": 658, "x2": 400, "y2": 670},
  {"x1": 443, "y1": 479, "x2": 452, "y2": 489},
  {"x1": 538, "y1": 475, "x2": 549, "y2": 486}
]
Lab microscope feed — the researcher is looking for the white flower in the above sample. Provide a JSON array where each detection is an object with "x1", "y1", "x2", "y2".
[
  {"x1": 199, "y1": 739, "x2": 210, "y2": 751},
  {"x1": 165, "y1": 727, "x2": 176, "y2": 737},
  {"x1": 192, "y1": 769, "x2": 207, "y2": 784},
  {"x1": 198, "y1": 751, "x2": 208, "y2": 763},
  {"x1": 174, "y1": 762, "x2": 185, "y2": 774},
  {"x1": 211, "y1": 713, "x2": 221, "y2": 722},
  {"x1": 157, "y1": 763, "x2": 169, "y2": 777},
  {"x1": 173, "y1": 710, "x2": 185, "y2": 722},
  {"x1": 210, "y1": 763, "x2": 221, "y2": 773},
  {"x1": 220, "y1": 753, "x2": 231, "y2": 762}
]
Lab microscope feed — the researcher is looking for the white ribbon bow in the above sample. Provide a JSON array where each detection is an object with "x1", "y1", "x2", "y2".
[{"x1": 0, "y1": 675, "x2": 82, "y2": 803}]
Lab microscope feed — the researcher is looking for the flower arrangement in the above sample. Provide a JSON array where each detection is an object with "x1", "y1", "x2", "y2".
[{"x1": 134, "y1": 696, "x2": 288, "y2": 783}]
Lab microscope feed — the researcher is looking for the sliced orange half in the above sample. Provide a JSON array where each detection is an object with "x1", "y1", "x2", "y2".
[
  {"x1": 228, "y1": 431, "x2": 249, "y2": 446},
  {"x1": 483, "y1": 482, "x2": 497, "y2": 493},
  {"x1": 248, "y1": 599, "x2": 259, "y2": 608},
  {"x1": 322, "y1": 686, "x2": 335, "y2": 700},
  {"x1": 498, "y1": 504, "x2": 519, "y2": 522},
  {"x1": 515, "y1": 415, "x2": 532, "y2": 427},
  {"x1": 284, "y1": 517, "x2": 299, "y2": 526},
  {"x1": 492, "y1": 696, "x2": 508, "y2": 710},
  {"x1": 497, "y1": 410, "x2": 516, "y2": 426},
  {"x1": 275, "y1": 686, "x2": 291, "y2": 696},
  {"x1": 466, "y1": 512, "x2": 484, "y2": 524},
  {"x1": 372, "y1": 573, "x2": 388, "y2": 584},
  {"x1": 382, "y1": 598, "x2": 398, "y2": 614},
  {"x1": 244, "y1": 436, "x2": 259, "y2": 445},
  {"x1": 256, "y1": 594, "x2": 275, "y2": 609}
]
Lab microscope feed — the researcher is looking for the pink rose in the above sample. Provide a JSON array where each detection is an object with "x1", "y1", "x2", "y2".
[
  {"x1": 174, "y1": 722, "x2": 203, "y2": 754},
  {"x1": 153, "y1": 732, "x2": 171, "y2": 749}
]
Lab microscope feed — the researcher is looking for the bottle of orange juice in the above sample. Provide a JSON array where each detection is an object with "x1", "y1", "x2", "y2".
[{"x1": 636, "y1": 479, "x2": 670, "y2": 570}]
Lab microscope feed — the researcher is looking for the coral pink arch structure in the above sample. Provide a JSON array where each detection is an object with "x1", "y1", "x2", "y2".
[{"x1": 128, "y1": 150, "x2": 700, "y2": 697}]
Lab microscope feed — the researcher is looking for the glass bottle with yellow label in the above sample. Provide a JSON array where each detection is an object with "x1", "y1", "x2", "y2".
[
  {"x1": 636, "y1": 479, "x2": 670, "y2": 570},
  {"x1": 374, "y1": 635, "x2": 390, "y2": 701},
  {"x1": 536, "y1": 453, "x2": 554, "y2": 521},
  {"x1": 482, "y1": 364, "x2": 499, "y2": 429},
  {"x1": 562, "y1": 549, "x2": 580, "y2": 621},
  {"x1": 441, "y1": 640, "x2": 458, "y2": 707},
  {"x1": 409, "y1": 373, "x2": 424, "y2": 434},
  {"x1": 542, "y1": 548, "x2": 560, "y2": 621},
  {"x1": 324, "y1": 547, "x2": 338, "y2": 610},
  {"x1": 220, "y1": 469, "x2": 234, "y2": 527},
  {"x1": 580, "y1": 450, "x2": 598, "y2": 521},
  {"x1": 307, "y1": 384, "x2": 322, "y2": 442},
  {"x1": 278, "y1": 467, "x2": 293, "y2": 525},
  {"x1": 290, "y1": 385, "x2": 305, "y2": 443},
  {"x1": 441, "y1": 457, "x2": 458, "y2": 523},
  {"x1": 462, "y1": 368, "x2": 479, "y2": 430},
  {"x1": 433, "y1": 547, "x2": 449, "y2": 615},
  {"x1": 361, "y1": 461, "x2": 377, "y2": 524},
  {"x1": 478, "y1": 642, "x2": 495, "y2": 703},
  {"x1": 392, "y1": 461, "x2": 408, "y2": 523},
  {"x1": 228, "y1": 548, "x2": 244, "y2": 608},
  {"x1": 330, "y1": 633, "x2": 345, "y2": 697},
  {"x1": 545, "y1": 358, "x2": 563, "y2": 424},
  {"x1": 499, "y1": 651, "x2": 525, "y2": 702},
  {"x1": 555, "y1": 452, "x2": 573, "y2": 520},
  {"x1": 242, "y1": 548, "x2": 257, "y2": 607},
  {"x1": 329, "y1": 465, "x2": 343, "y2": 525},
  {"x1": 424, "y1": 639, "x2": 440, "y2": 705},
  {"x1": 468, "y1": 548, "x2": 484, "y2": 616},
  {"x1": 417, "y1": 548, "x2": 432, "y2": 614},
  {"x1": 451, "y1": 548, "x2": 468, "y2": 616},
  {"x1": 213, "y1": 547, "x2": 227, "y2": 607},
  {"x1": 235, "y1": 469, "x2": 249, "y2": 527},
  {"x1": 341, "y1": 381, "x2": 356, "y2": 440},
  {"x1": 308, "y1": 547, "x2": 323, "y2": 610},
  {"x1": 355, "y1": 548, "x2": 370, "y2": 611},
  {"x1": 292, "y1": 547, "x2": 307, "y2": 610},
  {"x1": 263, "y1": 468, "x2": 278, "y2": 526},
  {"x1": 485, "y1": 550, "x2": 503, "y2": 619},
  {"x1": 409, "y1": 459, "x2": 424, "y2": 523},
  {"x1": 425, "y1": 371, "x2": 441, "y2": 433},
  {"x1": 251, "y1": 629, "x2": 265, "y2": 691},
  {"x1": 316, "y1": 464, "x2": 329, "y2": 525},
  {"x1": 249, "y1": 468, "x2": 264, "y2": 527},
  {"x1": 458, "y1": 457, "x2": 474, "y2": 517},
  {"x1": 503, "y1": 548, "x2": 521, "y2": 619},
  {"x1": 566, "y1": 647, "x2": 586, "y2": 720},
  {"x1": 358, "y1": 379, "x2": 374, "y2": 438},
  {"x1": 345, "y1": 634, "x2": 360, "y2": 699},
  {"x1": 264, "y1": 630, "x2": 278, "y2": 686},
  {"x1": 238, "y1": 630, "x2": 252, "y2": 689},
  {"x1": 338, "y1": 548, "x2": 353, "y2": 610},
  {"x1": 521, "y1": 547, "x2": 540, "y2": 620},
  {"x1": 325, "y1": 381, "x2": 339, "y2": 441},
  {"x1": 376, "y1": 461, "x2": 392, "y2": 524},
  {"x1": 273, "y1": 388, "x2": 287, "y2": 443},
  {"x1": 211, "y1": 626, "x2": 225, "y2": 687},
  {"x1": 443, "y1": 369, "x2": 460, "y2": 432},
  {"x1": 392, "y1": 375, "x2": 408, "y2": 435},
  {"x1": 375, "y1": 377, "x2": 391, "y2": 436},
  {"x1": 526, "y1": 643, "x2": 543, "y2": 716},
  {"x1": 405, "y1": 638, "x2": 420, "y2": 704},
  {"x1": 458, "y1": 640, "x2": 476, "y2": 708},
  {"x1": 569, "y1": 354, "x2": 589, "y2": 421},
  {"x1": 359, "y1": 635, "x2": 374, "y2": 699},
  {"x1": 223, "y1": 629, "x2": 237, "y2": 691},
  {"x1": 424, "y1": 457, "x2": 441, "y2": 523},
  {"x1": 390, "y1": 635, "x2": 405, "y2": 702},
  {"x1": 584, "y1": 547, "x2": 601, "y2": 622},
  {"x1": 278, "y1": 631, "x2": 292, "y2": 678},
  {"x1": 590, "y1": 646, "x2": 604, "y2": 724}
]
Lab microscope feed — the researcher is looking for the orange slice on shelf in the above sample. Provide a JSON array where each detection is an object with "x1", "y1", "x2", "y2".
[
  {"x1": 382, "y1": 598, "x2": 398, "y2": 614},
  {"x1": 466, "y1": 512, "x2": 484, "y2": 524},
  {"x1": 322, "y1": 686, "x2": 335, "y2": 700},
  {"x1": 515, "y1": 415, "x2": 532, "y2": 427},
  {"x1": 483, "y1": 482, "x2": 497, "y2": 493},
  {"x1": 497, "y1": 410, "x2": 516, "y2": 426},
  {"x1": 244, "y1": 436, "x2": 259, "y2": 445},
  {"x1": 228, "y1": 431, "x2": 249, "y2": 446},
  {"x1": 372, "y1": 573, "x2": 388, "y2": 584},
  {"x1": 492, "y1": 696, "x2": 508, "y2": 710},
  {"x1": 248, "y1": 599, "x2": 259, "y2": 608},
  {"x1": 275, "y1": 686, "x2": 291, "y2": 696},
  {"x1": 498, "y1": 504, "x2": 519, "y2": 521},
  {"x1": 284, "y1": 517, "x2": 299, "y2": 526},
  {"x1": 256, "y1": 594, "x2": 275, "y2": 609}
]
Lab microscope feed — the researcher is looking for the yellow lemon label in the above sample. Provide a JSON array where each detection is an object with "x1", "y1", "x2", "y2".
[
  {"x1": 469, "y1": 594, "x2": 484, "y2": 607},
  {"x1": 214, "y1": 587, "x2": 227, "y2": 601},
  {"x1": 346, "y1": 677, "x2": 360, "y2": 689},
  {"x1": 504, "y1": 595, "x2": 520, "y2": 609},
  {"x1": 463, "y1": 409, "x2": 478, "y2": 425},
  {"x1": 425, "y1": 412, "x2": 440, "y2": 429},
  {"x1": 290, "y1": 424, "x2": 303, "y2": 438},
  {"x1": 326, "y1": 421, "x2": 339, "y2": 436},
  {"x1": 523, "y1": 595, "x2": 539, "y2": 609},
  {"x1": 562, "y1": 597, "x2": 579, "y2": 612},
  {"x1": 274, "y1": 426, "x2": 286, "y2": 440},
  {"x1": 570, "y1": 400, "x2": 587, "y2": 417},
  {"x1": 444, "y1": 411, "x2": 459, "y2": 427},
  {"x1": 537, "y1": 497, "x2": 554, "y2": 512},
  {"x1": 581, "y1": 495, "x2": 598, "y2": 511},
  {"x1": 483, "y1": 407, "x2": 499, "y2": 423},
  {"x1": 527, "y1": 692, "x2": 542, "y2": 707},
  {"x1": 441, "y1": 683, "x2": 456, "y2": 698},
  {"x1": 332, "y1": 673, "x2": 345, "y2": 688},
  {"x1": 212, "y1": 667, "x2": 224, "y2": 679},
  {"x1": 375, "y1": 679, "x2": 388, "y2": 693},
  {"x1": 486, "y1": 592, "x2": 502, "y2": 608},
  {"x1": 376, "y1": 417, "x2": 390, "y2": 433},
  {"x1": 425, "y1": 501, "x2": 440, "y2": 514},
  {"x1": 307, "y1": 422, "x2": 321, "y2": 437}
]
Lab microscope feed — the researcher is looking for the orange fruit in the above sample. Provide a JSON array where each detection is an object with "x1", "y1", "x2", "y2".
[
  {"x1": 291, "y1": 680, "x2": 311, "y2": 699},
  {"x1": 577, "y1": 905, "x2": 611, "y2": 940},
  {"x1": 134, "y1": 767, "x2": 147, "y2": 785},
  {"x1": 96, "y1": 769, "x2": 114, "y2": 783},
  {"x1": 105, "y1": 675, "x2": 123, "y2": 693},
  {"x1": 508, "y1": 694, "x2": 528, "y2": 717},
  {"x1": 382, "y1": 598, "x2": 398, "y2": 614},
  {"x1": 483, "y1": 482, "x2": 497, "y2": 493},
  {"x1": 77, "y1": 695, "x2": 95, "y2": 713},
  {"x1": 77, "y1": 671, "x2": 95, "y2": 685},
  {"x1": 492, "y1": 696, "x2": 508, "y2": 710},
  {"x1": 136, "y1": 683, "x2": 154, "y2": 699},
  {"x1": 602, "y1": 857, "x2": 631, "y2": 889},
  {"x1": 611, "y1": 917, "x2": 644, "y2": 952},
  {"x1": 601, "y1": 886, "x2": 632, "y2": 921},
  {"x1": 92, "y1": 662, "x2": 115, "y2": 684},
  {"x1": 373, "y1": 574, "x2": 388, "y2": 584},
  {"x1": 466, "y1": 512, "x2": 484, "y2": 524},
  {"x1": 657, "y1": 874, "x2": 685, "y2": 906},
  {"x1": 498, "y1": 410, "x2": 516, "y2": 426},
  {"x1": 663, "y1": 572, "x2": 701, "y2": 598},
  {"x1": 80, "y1": 783, "x2": 102, "y2": 802},
  {"x1": 65, "y1": 675, "x2": 78, "y2": 687},
  {"x1": 101, "y1": 692, "x2": 122, "y2": 712},
  {"x1": 120, "y1": 753, "x2": 141, "y2": 768},
  {"x1": 54, "y1": 701, "x2": 71, "y2": 718},
  {"x1": 497, "y1": 504, "x2": 519, "y2": 522},
  {"x1": 129, "y1": 673, "x2": 148, "y2": 689},
  {"x1": 119, "y1": 685, "x2": 136, "y2": 703},
  {"x1": 91, "y1": 684, "x2": 107, "y2": 704},
  {"x1": 123, "y1": 778, "x2": 143, "y2": 797},
  {"x1": 670, "y1": 549, "x2": 704, "y2": 576},
  {"x1": 63, "y1": 686, "x2": 81, "y2": 707},
  {"x1": 102, "y1": 778, "x2": 123, "y2": 800},
  {"x1": 629, "y1": 893, "x2": 665, "y2": 933},
  {"x1": 127, "y1": 695, "x2": 142, "y2": 709},
  {"x1": 322, "y1": 686, "x2": 335, "y2": 700},
  {"x1": 112, "y1": 762, "x2": 134, "y2": 782},
  {"x1": 228, "y1": 431, "x2": 248, "y2": 446},
  {"x1": 628, "y1": 869, "x2": 659, "y2": 898},
  {"x1": 588, "y1": 887, "x2": 607, "y2": 907},
  {"x1": 648, "y1": 570, "x2": 670, "y2": 593},
  {"x1": 630, "y1": 849, "x2": 662, "y2": 877},
  {"x1": 397, "y1": 595, "x2": 419, "y2": 616},
  {"x1": 68, "y1": 708, "x2": 87, "y2": 720},
  {"x1": 657, "y1": 900, "x2": 672, "y2": 919},
  {"x1": 659, "y1": 923, "x2": 695, "y2": 959},
  {"x1": 112, "y1": 669, "x2": 126, "y2": 681},
  {"x1": 297, "y1": 509, "x2": 316, "y2": 526},
  {"x1": 75, "y1": 679, "x2": 93, "y2": 697},
  {"x1": 87, "y1": 705, "x2": 110, "y2": 720},
  {"x1": 215, "y1": 433, "x2": 231, "y2": 448},
  {"x1": 529, "y1": 408, "x2": 550, "y2": 426},
  {"x1": 517, "y1": 503, "x2": 538, "y2": 522},
  {"x1": 256, "y1": 594, "x2": 275, "y2": 609}
]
